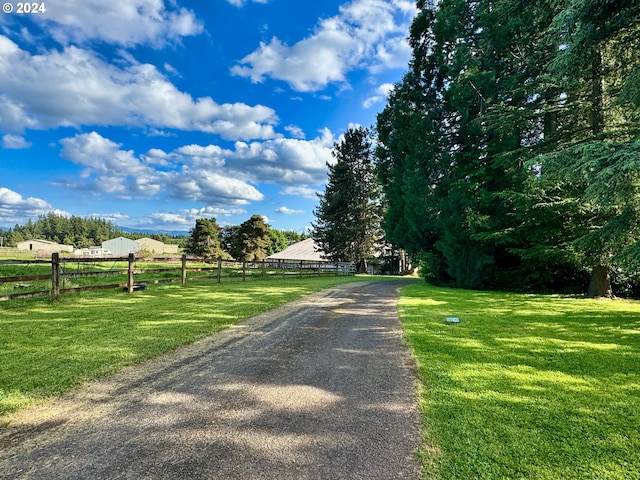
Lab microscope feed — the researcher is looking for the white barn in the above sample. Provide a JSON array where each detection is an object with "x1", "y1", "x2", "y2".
[{"x1": 102, "y1": 237, "x2": 140, "y2": 256}]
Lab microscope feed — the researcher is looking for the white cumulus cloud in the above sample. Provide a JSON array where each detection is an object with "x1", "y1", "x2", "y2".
[
  {"x1": 58, "y1": 131, "x2": 266, "y2": 206},
  {"x1": 39, "y1": 0, "x2": 204, "y2": 47},
  {"x1": 2, "y1": 134, "x2": 31, "y2": 149},
  {"x1": 0, "y1": 187, "x2": 66, "y2": 224},
  {"x1": 363, "y1": 82, "x2": 395, "y2": 108},
  {"x1": 168, "y1": 128, "x2": 335, "y2": 186},
  {"x1": 56, "y1": 129, "x2": 336, "y2": 207},
  {"x1": 275, "y1": 206, "x2": 305, "y2": 214},
  {"x1": 0, "y1": 36, "x2": 278, "y2": 140},
  {"x1": 231, "y1": 0, "x2": 415, "y2": 91},
  {"x1": 280, "y1": 186, "x2": 322, "y2": 200}
]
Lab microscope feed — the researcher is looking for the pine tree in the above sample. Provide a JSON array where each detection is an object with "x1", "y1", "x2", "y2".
[
  {"x1": 313, "y1": 127, "x2": 383, "y2": 273},
  {"x1": 376, "y1": 0, "x2": 558, "y2": 287},
  {"x1": 521, "y1": 0, "x2": 640, "y2": 296},
  {"x1": 232, "y1": 215, "x2": 271, "y2": 262},
  {"x1": 185, "y1": 218, "x2": 225, "y2": 260}
]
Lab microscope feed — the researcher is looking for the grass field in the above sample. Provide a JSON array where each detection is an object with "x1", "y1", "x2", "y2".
[
  {"x1": 0, "y1": 275, "x2": 373, "y2": 419},
  {"x1": 399, "y1": 283, "x2": 640, "y2": 480}
]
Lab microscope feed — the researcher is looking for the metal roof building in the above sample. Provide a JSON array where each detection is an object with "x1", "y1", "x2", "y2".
[
  {"x1": 102, "y1": 237, "x2": 140, "y2": 256},
  {"x1": 16, "y1": 239, "x2": 73, "y2": 254},
  {"x1": 136, "y1": 237, "x2": 179, "y2": 255},
  {"x1": 266, "y1": 238, "x2": 326, "y2": 262}
]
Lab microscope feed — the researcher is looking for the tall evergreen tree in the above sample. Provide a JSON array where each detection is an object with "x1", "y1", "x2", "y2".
[
  {"x1": 528, "y1": 140, "x2": 640, "y2": 296},
  {"x1": 185, "y1": 218, "x2": 225, "y2": 260},
  {"x1": 377, "y1": 0, "x2": 559, "y2": 288},
  {"x1": 376, "y1": 0, "x2": 640, "y2": 295},
  {"x1": 313, "y1": 127, "x2": 383, "y2": 273},
  {"x1": 231, "y1": 214, "x2": 271, "y2": 262},
  {"x1": 519, "y1": 0, "x2": 640, "y2": 295}
]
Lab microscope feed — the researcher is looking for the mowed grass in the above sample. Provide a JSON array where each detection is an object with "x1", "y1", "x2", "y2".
[
  {"x1": 399, "y1": 284, "x2": 640, "y2": 480},
  {"x1": 0, "y1": 275, "x2": 370, "y2": 419}
]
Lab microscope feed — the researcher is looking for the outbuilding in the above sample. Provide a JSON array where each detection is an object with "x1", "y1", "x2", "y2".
[
  {"x1": 136, "y1": 237, "x2": 179, "y2": 255},
  {"x1": 266, "y1": 238, "x2": 327, "y2": 263},
  {"x1": 17, "y1": 239, "x2": 73, "y2": 254},
  {"x1": 266, "y1": 238, "x2": 355, "y2": 273},
  {"x1": 102, "y1": 237, "x2": 140, "y2": 256}
]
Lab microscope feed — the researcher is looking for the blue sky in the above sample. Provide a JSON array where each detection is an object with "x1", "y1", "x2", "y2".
[{"x1": 0, "y1": 0, "x2": 415, "y2": 234}]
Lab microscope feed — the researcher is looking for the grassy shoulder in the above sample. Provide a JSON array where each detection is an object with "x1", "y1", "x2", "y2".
[
  {"x1": 399, "y1": 283, "x2": 640, "y2": 480},
  {"x1": 0, "y1": 274, "x2": 383, "y2": 419}
]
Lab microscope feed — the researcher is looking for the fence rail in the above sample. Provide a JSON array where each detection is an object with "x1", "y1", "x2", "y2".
[{"x1": 0, "y1": 253, "x2": 355, "y2": 302}]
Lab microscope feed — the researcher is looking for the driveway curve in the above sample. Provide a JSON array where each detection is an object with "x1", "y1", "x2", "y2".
[{"x1": 0, "y1": 280, "x2": 421, "y2": 479}]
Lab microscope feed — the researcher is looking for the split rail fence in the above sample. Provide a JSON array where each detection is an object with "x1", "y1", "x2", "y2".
[{"x1": 0, "y1": 253, "x2": 355, "y2": 302}]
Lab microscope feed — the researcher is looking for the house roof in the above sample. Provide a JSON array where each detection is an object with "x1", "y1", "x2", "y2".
[
  {"x1": 103, "y1": 237, "x2": 138, "y2": 244},
  {"x1": 18, "y1": 239, "x2": 59, "y2": 245},
  {"x1": 266, "y1": 238, "x2": 327, "y2": 262},
  {"x1": 137, "y1": 237, "x2": 164, "y2": 246}
]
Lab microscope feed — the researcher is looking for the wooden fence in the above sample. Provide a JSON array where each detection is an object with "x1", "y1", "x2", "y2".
[{"x1": 0, "y1": 254, "x2": 355, "y2": 302}]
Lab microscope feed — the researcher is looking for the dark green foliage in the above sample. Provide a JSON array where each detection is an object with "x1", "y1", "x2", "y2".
[
  {"x1": 222, "y1": 221, "x2": 302, "y2": 260},
  {"x1": 375, "y1": 0, "x2": 640, "y2": 295},
  {"x1": 230, "y1": 214, "x2": 271, "y2": 262},
  {"x1": 4, "y1": 213, "x2": 121, "y2": 247},
  {"x1": 313, "y1": 127, "x2": 383, "y2": 272},
  {"x1": 280, "y1": 229, "x2": 309, "y2": 244},
  {"x1": 220, "y1": 225, "x2": 239, "y2": 258},
  {"x1": 267, "y1": 228, "x2": 289, "y2": 256},
  {"x1": 523, "y1": 140, "x2": 640, "y2": 296},
  {"x1": 184, "y1": 218, "x2": 225, "y2": 260}
]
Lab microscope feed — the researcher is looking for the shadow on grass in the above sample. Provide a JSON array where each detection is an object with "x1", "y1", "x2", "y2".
[
  {"x1": 400, "y1": 283, "x2": 640, "y2": 480},
  {"x1": 0, "y1": 276, "x2": 379, "y2": 417}
]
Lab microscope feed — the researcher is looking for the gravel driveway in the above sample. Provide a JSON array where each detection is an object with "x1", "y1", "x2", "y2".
[{"x1": 0, "y1": 280, "x2": 422, "y2": 479}]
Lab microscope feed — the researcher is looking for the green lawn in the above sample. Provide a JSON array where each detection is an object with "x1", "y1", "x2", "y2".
[
  {"x1": 399, "y1": 283, "x2": 640, "y2": 480},
  {"x1": 0, "y1": 275, "x2": 371, "y2": 419}
]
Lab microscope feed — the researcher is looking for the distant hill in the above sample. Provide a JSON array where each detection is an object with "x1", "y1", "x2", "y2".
[{"x1": 119, "y1": 226, "x2": 189, "y2": 236}]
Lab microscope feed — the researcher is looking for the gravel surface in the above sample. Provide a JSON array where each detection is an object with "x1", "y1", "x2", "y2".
[{"x1": 0, "y1": 280, "x2": 422, "y2": 479}]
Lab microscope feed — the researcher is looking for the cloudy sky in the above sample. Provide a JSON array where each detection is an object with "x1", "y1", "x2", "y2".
[{"x1": 0, "y1": 0, "x2": 415, "y2": 233}]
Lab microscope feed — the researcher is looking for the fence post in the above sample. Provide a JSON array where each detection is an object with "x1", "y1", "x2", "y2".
[
  {"x1": 217, "y1": 256, "x2": 222, "y2": 283},
  {"x1": 299, "y1": 260, "x2": 303, "y2": 277},
  {"x1": 51, "y1": 252, "x2": 60, "y2": 300},
  {"x1": 181, "y1": 254, "x2": 187, "y2": 287},
  {"x1": 128, "y1": 253, "x2": 135, "y2": 293},
  {"x1": 262, "y1": 259, "x2": 266, "y2": 278},
  {"x1": 242, "y1": 261, "x2": 246, "y2": 281}
]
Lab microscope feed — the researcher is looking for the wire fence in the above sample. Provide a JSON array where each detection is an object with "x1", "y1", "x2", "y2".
[{"x1": 0, "y1": 253, "x2": 356, "y2": 302}]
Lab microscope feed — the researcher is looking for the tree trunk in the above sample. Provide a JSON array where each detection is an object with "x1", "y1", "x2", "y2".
[
  {"x1": 357, "y1": 258, "x2": 368, "y2": 274},
  {"x1": 590, "y1": 49, "x2": 604, "y2": 137},
  {"x1": 587, "y1": 265, "x2": 613, "y2": 298}
]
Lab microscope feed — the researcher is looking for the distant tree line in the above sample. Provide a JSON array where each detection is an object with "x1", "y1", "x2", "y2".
[
  {"x1": 1, "y1": 214, "x2": 124, "y2": 248},
  {"x1": 1, "y1": 213, "x2": 306, "y2": 260}
]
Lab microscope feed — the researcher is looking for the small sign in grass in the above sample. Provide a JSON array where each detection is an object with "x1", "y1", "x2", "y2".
[{"x1": 399, "y1": 283, "x2": 640, "y2": 479}]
